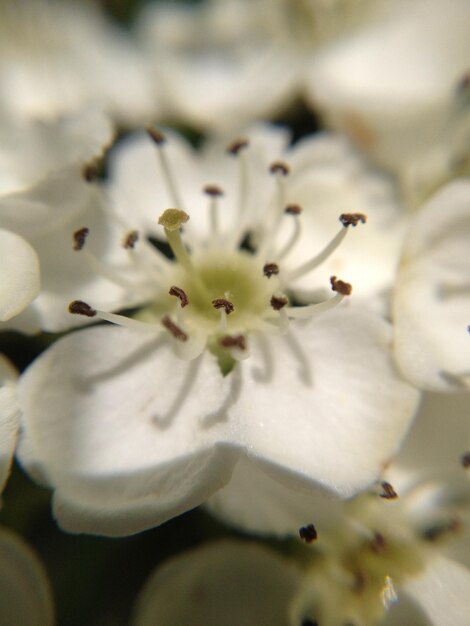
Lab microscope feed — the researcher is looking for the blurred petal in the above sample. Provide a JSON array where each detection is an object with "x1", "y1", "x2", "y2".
[
  {"x1": 0, "y1": 355, "x2": 19, "y2": 495},
  {"x1": 0, "y1": 229, "x2": 39, "y2": 321},
  {"x1": 0, "y1": 526, "x2": 54, "y2": 626},
  {"x1": 132, "y1": 541, "x2": 301, "y2": 626}
]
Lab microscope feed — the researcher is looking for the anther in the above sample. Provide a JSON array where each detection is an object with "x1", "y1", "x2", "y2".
[
  {"x1": 123, "y1": 230, "x2": 139, "y2": 250},
  {"x1": 226, "y1": 138, "x2": 249, "y2": 155},
  {"x1": 203, "y1": 184, "x2": 224, "y2": 197},
  {"x1": 270, "y1": 295, "x2": 288, "y2": 310},
  {"x1": 460, "y1": 452, "x2": 470, "y2": 468},
  {"x1": 82, "y1": 162, "x2": 100, "y2": 183},
  {"x1": 146, "y1": 127, "x2": 166, "y2": 145},
  {"x1": 370, "y1": 532, "x2": 386, "y2": 554},
  {"x1": 161, "y1": 315, "x2": 188, "y2": 342},
  {"x1": 169, "y1": 285, "x2": 189, "y2": 308},
  {"x1": 285, "y1": 203, "x2": 302, "y2": 215},
  {"x1": 73, "y1": 227, "x2": 90, "y2": 251},
  {"x1": 220, "y1": 335, "x2": 246, "y2": 351},
  {"x1": 158, "y1": 208, "x2": 190, "y2": 231},
  {"x1": 68, "y1": 300, "x2": 97, "y2": 317},
  {"x1": 212, "y1": 298, "x2": 235, "y2": 315},
  {"x1": 263, "y1": 262, "x2": 280, "y2": 278},
  {"x1": 379, "y1": 481, "x2": 398, "y2": 500},
  {"x1": 340, "y1": 213, "x2": 367, "y2": 228},
  {"x1": 299, "y1": 523, "x2": 318, "y2": 543},
  {"x1": 423, "y1": 518, "x2": 461, "y2": 542},
  {"x1": 330, "y1": 276, "x2": 352, "y2": 296},
  {"x1": 269, "y1": 161, "x2": 290, "y2": 176}
]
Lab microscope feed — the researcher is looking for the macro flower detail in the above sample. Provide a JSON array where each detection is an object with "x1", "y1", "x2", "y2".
[{"x1": 17, "y1": 128, "x2": 419, "y2": 536}]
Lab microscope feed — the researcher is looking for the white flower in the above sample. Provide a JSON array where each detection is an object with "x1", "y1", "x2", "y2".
[
  {"x1": 0, "y1": 0, "x2": 157, "y2": 126},
  {"x1": 16, "y1": 125, "x2": 419, "y2": 536},
  {"x1": 0, "y1": 110, "x2": 149, "y2": 333},
  {"x1": 132, "y1": 540, "x2": 302, "y2": 626},
  {"x1": 393, "y1": 179, "x2": 470, "y2": 391},
  {"x1": 0, "y1": 526, "x2": 55, "y2": 626},
  {"x1": 208, "y1": 392, "x2": 470, "y2": 626},
  {"x1": 0, "y1": 355, "x2": 19, "y2": 497}
]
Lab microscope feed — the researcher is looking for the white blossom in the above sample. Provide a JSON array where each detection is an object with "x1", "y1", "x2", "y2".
[
  {"x1": 0, "y1": 355, "x2": 19, "y2": 497},
  {"x1": 16, "y1": 125, "x2": 419, "y2": 536}
]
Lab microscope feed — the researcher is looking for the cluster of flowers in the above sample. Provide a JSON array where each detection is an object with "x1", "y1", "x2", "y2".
[{"x1": 0, "y1": 0, "x2": 469, "y2": 624}]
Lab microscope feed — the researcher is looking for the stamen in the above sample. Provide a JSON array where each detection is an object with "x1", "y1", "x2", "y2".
[
  {"x1": 82, "y1": 163, "x2": 100, "y2": 183},
  {"x1": 204, "y1": 184, "x2": 224, "y2": 238},
  {"x1": 379, "y1": 482, "x2": 398, "y2": 500},
  {"x1": 212, "y1": 298, "x2": 235, "y2": 315},
  {"x1": 161, "y1": 315, "x2": 188, "y2": 342},
  {"x1": 220, "y1": 334, "x2": 246, "y2": 351},
  {"x1": 147, "y1": 128, "x2": 185, "y2": 210},
  {"x1": 263, "y1": 262, "x2": 280, "y2": 278},
  {"x1": 169, "y1": 285, "x2": 189, "y2": 308},
  {"x1": 269, "y1": 160, "x2": 290, "y2": 176},
  {"x1": 69, "y1": 300, "x2": 163, "y2": 333},
  {"x1": 340, "y1": 213, "x2": 367, "y2": 227},
  {"x1": 284, "y1": 292, "x2": 345, "y2": 320},
  {"x1": 285, "y1": 223, "x2": 350, "y2": 283},
  {"x1": 227, "y1": 138, "x2": 250, "y2": 248},
  {"x1": 299, "y1": 523, "x2": 318, "y2": 543},
  {"x1": 330, "y1": 276, "x2": 352, "y2": 296},
  {"x1": 69, "y1": 300, "x2": 96, "y2": 317},
  {"x1": 73, "y1": 227, "x2": 89, "y2": 251},
  {"x1": 270, "y1": 295, "x2": 288, "y2": 310},
  {"x1": 460, "y1": 452, "x2": 470, "y2": 468},
  {"x1": 122, "y1": 230, "x2": 139, "y2": 250},
  {"x1": 423, "y1": 518, "x2": 461, "y2": 542},
  {"x1": 226, "y1": 138, "x2": 249, "y2": 155},
  {"x1": 370, "y1": 532, "x2": 386, "y2": 554},
  {"x1": 275, "y1": 205, "x2": 303, "y2": 262}
]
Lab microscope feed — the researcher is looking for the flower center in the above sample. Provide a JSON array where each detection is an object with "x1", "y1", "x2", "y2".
[{"x1": 69, "y1": 129, "x2": 366, "y2": 372}]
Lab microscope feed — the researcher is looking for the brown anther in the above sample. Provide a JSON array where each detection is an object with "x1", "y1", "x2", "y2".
[
  {"x1": 299, "y1": 524, "x2": 317, "y2": 543},
  {"x1": 263, "y1": 262, "x2": 280, "y2": 278},
  {"x1": 460, "y1": 451, "x2": 470, "y2": 468},
  {"x1": 161, "y1": 315, "x2": 188, "y2": 342},
  {"x1": 269, "y1": 161, "x2": 290, "y2": 176},
  {"x1": 339, "y1": 213, "x2": 367, "y2": 228},
  {"x1": 423, "y1": 518, "x2": 461, "y2": 542},
  {"x1": 73, "y1": 227, "x2": 90, "y2": 251},
  {"x1": 203, "y1": 184, "x2": 224, "y2": 197},
  {"x1": 370, "y1": 532, "x2": 386, "y2": 554},
  {"x1": 379, "y1": 481, "x2": 398, "y2": 500},
  {"x1": 169, "y1": 285, "x2": 189, "y2": 308},
  {"x1": 226, "y1": 138, "x2": 249, "y2": 155},
  {"x1": 220, "y1": 335, "x2": 246, "y2": 351},
  {"x1": 212, "y1": 298, "x2": 235, "y2": 315},
  {"x1": 82, "y1": 162, "x2": 100, "y2": 183},
  {"x1": 123, "y1": 230, "x2": 139, "y2": 250},
  {"x1": 352, "y1": 571, "x2": 366, "y2": 593},
  {"x1": 330, "y1": 276, "x2": 352, "y2": 296},
  {"x1": 68, "y1": 300, "x2": 97, "y2": 317},
  {"x1": 285, "y1": 203, "x2": 302, "y2": 215},
  {"x1": 270, "y1": 295, "x2": 288, "y2": 311},
  {"x1": 147, "y1": 127, "x2": 166, "y2": 145},
  {"x1": 457, "y1": 73, "x2": 470, "y2": 93}
]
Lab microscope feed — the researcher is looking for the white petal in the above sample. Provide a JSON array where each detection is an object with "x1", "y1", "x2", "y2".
[
  {"x1": 0, "y1": 526, "x2": 55, "y2": 626},
  {"x1": 231, "y1": 308, "x2": 420, "y2": 497},
  {"x1": 132, "y1": 540, "x2": 301, "y2": 626},
  {"x1": 393, "y1": 180, "x2": 470, "y2": 390},
  {"x1": 17, "y1": 326, "x2": 239, "y2": 536},
  {"x1": 0, "y1": 229, "x2": 39, "y2": 321},
  {"x1": 0, "y1": 355, "x2": 19, "y2": 495},
  {"x1": 404, "y1": 556, "x2": 470, "y2": 626}
]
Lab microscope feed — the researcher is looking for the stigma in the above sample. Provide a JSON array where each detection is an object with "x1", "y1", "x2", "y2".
[{"x1": 69, "y1": 129, "x2": 366, "y2": 370}]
